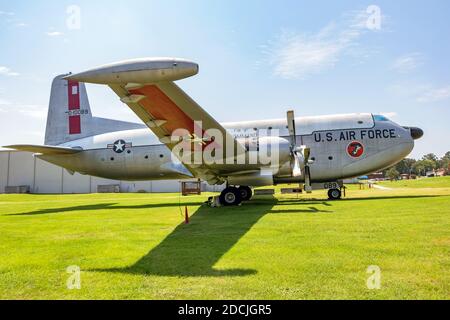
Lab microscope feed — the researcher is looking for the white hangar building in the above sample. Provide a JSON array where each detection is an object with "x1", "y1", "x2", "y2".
[{"x1": 0, "y1": 149, "x2": 221, "y2": 194}]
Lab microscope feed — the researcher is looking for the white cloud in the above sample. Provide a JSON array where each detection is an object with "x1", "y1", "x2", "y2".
[
  {"x1": 417, "y1": 86, "x2": 450, "y2": 103},
  {"x1": 0, "y1": 98, "x2": 11, "y2": 105},
  {"x1": 0, "y1": 100, "x2": 47, "y2": 119},
  {"x1": 46, "y1": 31, "x2": 64, "y2": 37},
  {"x1": 17, "y1": 105, "x2": 47, "y2": 119},
  {"x1": 263, "y1": 9, "x2": 380, "y2": 79},
  {"x1": 25, "y1": 131, "x2": 45, "y2": 139},
  {"x1": 0, "y1": 66, "x2": 19, "y2": 76},
  {"x1": 392, "y1": 53, "x2": 424, "y2": 73},
  {"x1": 0, "y1": 11, "x2": 28, "y2": 28},
  {"x1": 389, "y1": 82, "x2": 450, "y2": 104}
]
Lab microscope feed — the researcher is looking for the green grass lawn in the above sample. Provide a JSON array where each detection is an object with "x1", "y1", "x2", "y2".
[
  {"x1": 378, "y1": 176, "x2": 450, "y2": 188},
  {"x1": 0, "y1": 182, "x2": 449, "y2": 300}
]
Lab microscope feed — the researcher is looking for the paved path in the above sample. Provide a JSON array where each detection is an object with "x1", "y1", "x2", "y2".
[{"x1": 372, "y1": 184, "x2": 393, "y2": 190}]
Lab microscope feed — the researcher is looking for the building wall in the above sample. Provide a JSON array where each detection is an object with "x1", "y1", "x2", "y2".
[
  {"x1": 7, "y1": 152, "x2": 35, "y2": 188},
  {"x1": 35, "y1": 158, "x2": 63, "y2": 193},
  {"x1": 0, "y1": 150, "x2": 223, "y2": 194},
  {"x1": 0, "y1": 152, "x2": 9, "y2": 192}
]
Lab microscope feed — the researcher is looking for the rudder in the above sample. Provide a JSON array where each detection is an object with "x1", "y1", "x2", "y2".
[{"x1": 44, "y1": 74, "x2": 93, "y2": 145}]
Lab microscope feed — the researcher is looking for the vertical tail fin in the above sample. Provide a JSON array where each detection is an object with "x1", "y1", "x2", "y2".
[
  {"x1": 44, "y1": 74, "x2": 147, "y2": 146},
  {"x1": 44, "y1": 74, "x2": 93, "y2": 145}
]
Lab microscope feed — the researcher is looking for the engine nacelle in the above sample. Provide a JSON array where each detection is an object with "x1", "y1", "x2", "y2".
[
  {"x1": 227, "y1": 137, "x2": 292, "y2": 186},
  {"x1": 237, "y1": 136, "x2": 292, "y2": 166},
  {"x1": 65, "y1": 57, "x2": 199, "y2": 84}
]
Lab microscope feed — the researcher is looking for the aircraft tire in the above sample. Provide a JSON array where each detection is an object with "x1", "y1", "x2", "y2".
[
  {"x1": 219, "y1": 187, "x2": 243, "y2": 206},
  {"x1": 238, "y1": 186, "x2": 253, "y2": 201},
  {"x1": 328, "y1": 188, "x2": 342, "y2": 200}
]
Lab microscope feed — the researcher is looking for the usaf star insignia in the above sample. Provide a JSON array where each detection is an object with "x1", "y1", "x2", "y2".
[{"x1": 107, "y1": 140, "x2": 132, "y2": 154}]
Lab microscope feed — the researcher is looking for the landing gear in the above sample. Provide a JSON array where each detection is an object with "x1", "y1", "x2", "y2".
[
  {"x1": 328, "y1": 188, "x2": 342, "y2": 200},
  {"x1": 238, "y1": 186, "x2": 253, "y2": 201},
  {"x1": 219, "y1": 187, "x2": 243, "y2": 206},
  {"x1": 217, "y1": 186, "x2": 252, "y2": 206}
]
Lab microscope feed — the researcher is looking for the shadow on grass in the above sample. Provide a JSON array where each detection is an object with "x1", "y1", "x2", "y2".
[
  {"x1": 340, "y1": 195, "x2": 443, "y2": 201},
  {"x1": 268, "y1": 207, "x2": 333, "y2": 214},
  {"x1": 9, "y1": 194, "x2": 441, "y2": 217},
  {"x1": 92, "y1": 197, "x2": 281, "y2": 277},
  {"x1": 6, "y1": 202, "x2": 203, "y2": 216}
]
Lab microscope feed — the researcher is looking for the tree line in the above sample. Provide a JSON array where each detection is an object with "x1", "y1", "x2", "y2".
[{"x1": 385, "y1": 151, "x2": 450, "y2": 180}]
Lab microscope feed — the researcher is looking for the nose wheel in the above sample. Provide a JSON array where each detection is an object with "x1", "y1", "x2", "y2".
[{"x1": 328, "y1": 188, "x2": 342, "y2": 200}]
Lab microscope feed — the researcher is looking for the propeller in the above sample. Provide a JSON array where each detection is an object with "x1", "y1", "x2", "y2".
[{"x1": 287, "y1": 110, "x2": 313, "y2": 193}]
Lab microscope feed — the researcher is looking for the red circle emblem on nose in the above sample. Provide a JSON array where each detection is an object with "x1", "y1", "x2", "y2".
[{"x1": 347, "y1": 141, "x2": 364, "y2": 158}]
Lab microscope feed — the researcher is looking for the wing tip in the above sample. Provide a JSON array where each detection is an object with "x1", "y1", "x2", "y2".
[{"x1": 2, "y1": 144, "x2": 82, "y2": 155}]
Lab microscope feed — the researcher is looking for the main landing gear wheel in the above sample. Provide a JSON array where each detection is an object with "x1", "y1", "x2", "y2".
[
  {"x1": 219, "y1": 187, "x2": 243, "y2": 206},
  {"x1": 328, "y1": 188, "x2": 342, "y2": 200},
  {"x1": 238, "y1": 186, "x2": 253, "y2": 201}
]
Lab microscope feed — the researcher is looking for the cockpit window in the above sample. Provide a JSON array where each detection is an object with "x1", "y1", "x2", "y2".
[{"x1": 373, "y1": 114, "x2": 389, "y2": 122}]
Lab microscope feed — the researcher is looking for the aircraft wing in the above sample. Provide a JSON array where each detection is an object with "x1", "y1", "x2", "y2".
[
  {"x1": 65, "y1": 58, "x2": 247, "y2": 184},
  {"x1": 4, "y1": 144, "x2": 82, "y2": 155},
  {"x1": 108, "y1": 81, "x2": 246, "y2": 184}
]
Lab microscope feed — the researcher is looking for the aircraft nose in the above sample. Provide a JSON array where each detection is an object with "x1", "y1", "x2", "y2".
[{"x1": 406, "y1": 127, "x2": 424, "y2": 140}]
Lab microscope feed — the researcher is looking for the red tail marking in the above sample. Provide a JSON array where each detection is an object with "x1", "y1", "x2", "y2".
[
  {"x1": 69, "y1": 116, "x2": 81, "y2": 135},
  {"x1": 67, "y1": 80, "x2": 81, "y2": 134}
]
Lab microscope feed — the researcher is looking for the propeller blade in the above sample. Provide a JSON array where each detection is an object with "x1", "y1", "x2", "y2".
[
  {"x1": 287, "y1": 111, "x2": 313, "y2": 188},
  {"x1": 287, "y1": 110, "x2": 297, "y2": 147},
  {"x1": 292, "y1": 154, "x2": 302, "y2": 177},
  {"x1": 303, "y1": 147, "x2": 311, "y2": 164},
  {"x1": 304, "y1": 165, "x2": 312, "y2": 193}
]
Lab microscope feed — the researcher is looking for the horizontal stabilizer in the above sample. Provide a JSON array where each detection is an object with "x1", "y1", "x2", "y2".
[{"x1": 4, "y1": 144, "x2": 83, "y2": 155}]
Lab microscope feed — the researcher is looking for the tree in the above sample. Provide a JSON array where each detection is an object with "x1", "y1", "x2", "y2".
[
  {"x1": 413, "y1": 159, "x2": 436, "y2": 176},
  {"x1": 443, "y1": 151, "x2": 450, "y2": 161},
  {"x1": 440, "y1": 151, "x2": 450, "y2": 170},
  {"x1": 422, "y1": 153, "x2": 439, "y2": 170},
  {"x1": 413, "y1": 161, "x2": 425, "y2": 176},
  {"x1": 386, "y1": 167, "x2": 400, "y2": 181},
  {"x1": 422, "y1": 153, "x2": 438, "y2": 162},
  {"x1": 395, "y1": 158, "x2": 416, "y2": 174}
]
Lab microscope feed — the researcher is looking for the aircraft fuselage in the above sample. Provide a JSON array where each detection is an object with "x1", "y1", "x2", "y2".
[{"x1": 37, "y1": 113, "x2": 417, "y2": 185}]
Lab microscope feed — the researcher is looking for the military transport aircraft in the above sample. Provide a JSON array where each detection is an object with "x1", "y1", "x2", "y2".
[{"x1": 5, "y1": 58, "x2": 423, "y2": 206}]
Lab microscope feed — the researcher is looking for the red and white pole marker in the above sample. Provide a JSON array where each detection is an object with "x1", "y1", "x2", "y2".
[{"x1": 184, "y1": 206, "x2": 189, "y2": 224}]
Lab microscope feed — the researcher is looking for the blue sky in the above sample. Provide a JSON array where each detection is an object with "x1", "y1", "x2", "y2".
[{"x1": 0, "y1": 0, "x2": 449, "y2": 158}]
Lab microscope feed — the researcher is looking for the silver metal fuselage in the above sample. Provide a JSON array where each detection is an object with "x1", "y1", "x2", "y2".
[{"x1": 38, "y1": 113, "x2": 415, "y2": 185}]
